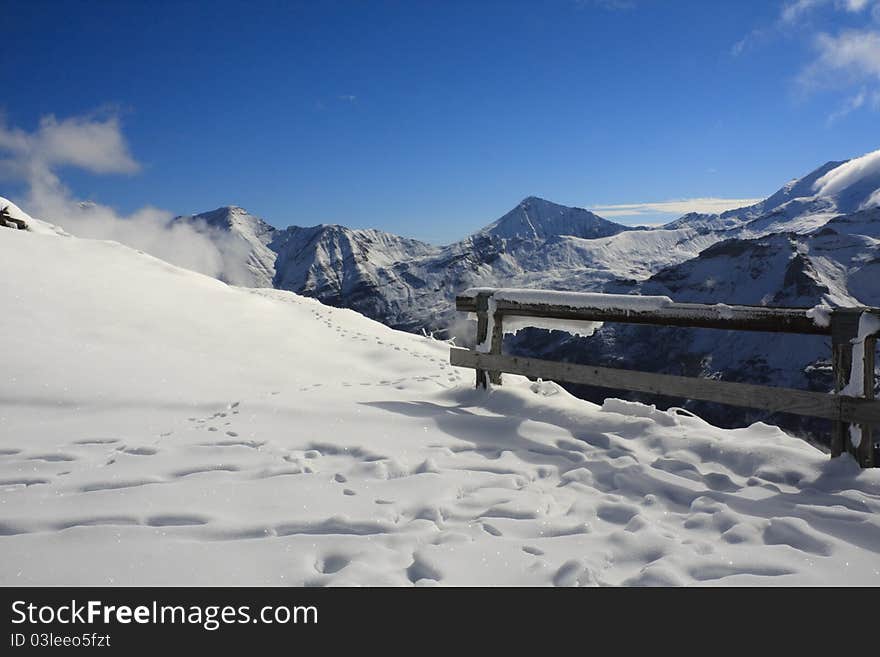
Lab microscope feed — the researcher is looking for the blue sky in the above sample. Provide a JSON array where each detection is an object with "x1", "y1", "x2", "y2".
[{"x1": 1, "y1": 0, "x2": 879, "y2": 242}]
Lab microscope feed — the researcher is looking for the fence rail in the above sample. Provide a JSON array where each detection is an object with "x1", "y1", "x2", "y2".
[{"x1": 450, "y1": 288, "x2": 880, "y2": 468}]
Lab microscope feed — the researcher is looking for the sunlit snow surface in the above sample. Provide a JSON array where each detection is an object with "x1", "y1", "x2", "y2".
[{"x1": 1, "y1": 216, "x2": 879, "y2": 586}]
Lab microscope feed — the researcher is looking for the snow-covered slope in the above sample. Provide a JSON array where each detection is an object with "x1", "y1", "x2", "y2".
[{"x1": 3, "y1": 221, "x2": 880, "y2": 586}]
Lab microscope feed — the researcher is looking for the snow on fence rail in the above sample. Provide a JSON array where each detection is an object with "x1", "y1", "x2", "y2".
[
  {"x1": 0, "y1": 206, "x2": 28, "y2": 230},
  {"x1": 450, "y1": 287, "x2": 880, "y2": 468}
]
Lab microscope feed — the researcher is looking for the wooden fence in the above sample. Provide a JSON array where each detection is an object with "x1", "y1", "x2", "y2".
[
  {"x1": 0, "y1": 206, "x2": 28, "y2": 230},
  {"x1": 450, "y1": 288, "x2": 880, "y2": 468}
]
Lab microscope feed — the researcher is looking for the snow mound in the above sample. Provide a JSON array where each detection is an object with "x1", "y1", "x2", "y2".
[
  {"x1": 1, "y1": 226, "x2": 879, "y2": 586},
  {"x1": 0, "y1": 196, "x2": 68, "y2": 236}
]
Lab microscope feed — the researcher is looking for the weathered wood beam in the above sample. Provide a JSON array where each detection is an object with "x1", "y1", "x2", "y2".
[
  {"x1": 488, "y1": 310, "x2": 503, "y2": 385},
  {"x1": 831, "y1": 311, "x2": 856, "y2": 457},
  {"x1": 456, "y1": 293, "x2": 833, "y2": 335},
  {"x1": 474, "y1": 308, "x2": 489, "y2": 390},
  {"x1": 449, "y1": 347, "x2": 880, "y2": 426},
  {"x1": 858, "y1": 336, "x2": 876, "y2": 467}
]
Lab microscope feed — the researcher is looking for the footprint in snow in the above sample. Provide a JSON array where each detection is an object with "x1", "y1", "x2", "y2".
[
  {"x1": 482, "y1": 522, "x2": 503, "y2": 537},
  {"x1": 121, "y1": 446, "x2": 158, "y2": 456},
  {"x1": 316, "y1": 555, "x2": 350, "y2": 575}
]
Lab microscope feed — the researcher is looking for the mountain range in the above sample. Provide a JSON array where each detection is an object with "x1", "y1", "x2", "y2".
[
  {"x1": 87, "y1": 148, "x2": 880, "y2": 436},
  {"x1": 173, "y1": 195, "x2": 722, "y2": 332}
]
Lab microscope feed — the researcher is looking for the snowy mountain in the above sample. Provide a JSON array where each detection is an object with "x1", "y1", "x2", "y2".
[
  {"x1": 172, "y1": 206, "x2": 278, "y2": 287},
  {"x1": 270, "y1": 223, "x2": 439, "y2": 329},
  {"x1": 666, "y1": 149, "x2": 880, "y2": 238},
  {"x1": 3, "y1": 203, "x2": 880, "y2": 586},
  {"x1": 257, "y1": 197, "x2": 717, "y2": 332},
  {"x1": 478, "y1": 196, "x2": 633, "y2": 240},
  {"x1": 635, "y1": 206, "x2": 880, "y2": 385},
  {"x1": 225, "y1": 149, "x2": 879, "y2": 342}
]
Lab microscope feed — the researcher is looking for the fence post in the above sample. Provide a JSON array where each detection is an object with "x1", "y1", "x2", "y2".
[
  {"x1": 857, "y1": 334, "x2": 876, "y2": 467},
  {"x1": 474, "y1": 293, "x2": 489, "y2": 389},
  {"x1": 488, "y1": 308, "x2": 504, "y2": 385},
  {"x1": 830, "y1": 309, "x2": 874, "y2": 464}
]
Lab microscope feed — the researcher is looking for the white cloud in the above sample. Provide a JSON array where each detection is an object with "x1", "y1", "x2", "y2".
[
  {"x1": 781, "y1": 0, "x2": 827, "y2": 23},
  {"x1": 0, "y1": 113, "x2": 140, "y2": 178},
  {"x1": 734, "y1": 1, "x2": 880, "y2": 121},
  {"x1": 802, "y1": 29, "x2": 880, "y2": 86},
  {"x1": 826, "y1": 87, "x2": 868, "y2": 123},
  {"x1": 844, "y1": 0, "x2": 872, "y2": 12},
  {"x1": 733, "y1": 0, "x2": 880, "y2": 61},
  {"x1": 0, "y1": 112, "x2": 254, "y2": 285},
  {"x1": 590, "y1": 197, "x2": 764, "y2": 218},
  {"x1": 812, "y1": 146, "x2": 880, "y2": 207},
  {"x1": 782, "y1": 0, "x2": 875, "y2": 23}
]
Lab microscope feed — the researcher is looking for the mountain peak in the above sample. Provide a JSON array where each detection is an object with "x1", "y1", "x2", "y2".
[
  {"x1": 183, "y1": 206, "x2": 276, "y2": 241},
  {"x1": 519, "y1": 195, "x2": 552, "y2": 205},
  {"x1": 664, "y1": 150, "x2": 880, "y2": 233},
  {"x1": 479, "y1": 197, "x2": 628, "y2": 241}
]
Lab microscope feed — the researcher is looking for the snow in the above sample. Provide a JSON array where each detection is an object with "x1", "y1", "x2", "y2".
[
  {"x1": 807, "y1": 302, "x2": 833, "y2": 328},
  {"x1": 467, "y1": 289, "x2": 605, "y2": 342},
  {"x1": 466, "y1": 288, "x2": 675, "y2": 312},
  {"x1": 2, "y1": 226, "x2": 880, "y2": 586},
  {"x1": 476, "y1": 296, "x2": 497, "y2": 352},
  {"x1": 840, "y1": 311, "x2": 880, "y2": 397},
  {"x1": 813, "y1": 148, "x2": 880, "y2": 210},
  {"x1": 0, "y1": 196, "x2": 67, "y2": 236},
  {"x1": 713, "y1": 303, "x2": 734, "y2": 320},
  {"x1": 864, "y1": 187, "x2": 880, "y2": 210},
  {"x1": 502, "y1": 315, "x2": 603, "y2": 339}
]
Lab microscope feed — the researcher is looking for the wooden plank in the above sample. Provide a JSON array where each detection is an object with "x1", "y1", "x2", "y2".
[
  {"x1": 457, "y1": 294, "x2": 833, "y2": 335},
  {"x1": 840, "y1": 395, "x2": 880, "y2": 425},
  {"x1": 450, "y1": 347, "x2": 880, "y2": 425}
]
